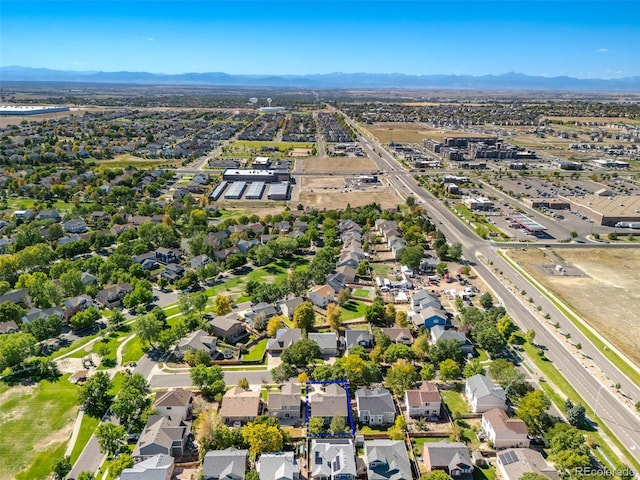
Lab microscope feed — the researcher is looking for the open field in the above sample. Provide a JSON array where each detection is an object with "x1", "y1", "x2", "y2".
[
  {"x1": 300, "y1": 186, "x2": 404, "y2": 210},
  {"x1": 96, "y1": 154, "x2": 180, "y2": 169},
  {"x1": 300, "y1": 176, "x2": 346, "y2": 189},
  {"x1": 507, "y1": 247, "x2": 640, "y2": 367},
  {"x1": 363, "y1": 122, "x2": 495, "y2": 144},
  {"x1": 0, "y1": 375, "x2": 78, "y2": 480},
  {"x1": 300, "y1": 156, "x2": 375, "y2": 173},
  {"x1": 541, "y1": 116, "x2": 640, "y2": 125}
]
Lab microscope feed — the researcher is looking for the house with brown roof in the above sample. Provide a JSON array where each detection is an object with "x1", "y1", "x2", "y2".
[
  {"x1": 308, "y1": 284, "x2": 335, "y2": 308},
  {"x1": 153, "y1": 388, "x2": 193, "y2": 421},
  {"x1": 208, "y1": 313, "x2": 246, "y2": 342},
  {"x1": 0, "y1": 320, "x2": 19, "y2": 335},
  {"x1": 267, "y1": 382, "x2": 302, "y2": 423},
  {"x1": 481, "y1": 408, "x2": 530, "y2": 449},
  {"x1": 133, "y1": 415, "x2": 191, "y2": 461},
  {"x1": 404, "y1": 381, "x2": 442, "y2": 419},
  {"x1": 381, "y1": 327, "x2": 413, "y2": 345},
  {"x1": 219, "y1": 387, "x2": 263, "y2": 425}
]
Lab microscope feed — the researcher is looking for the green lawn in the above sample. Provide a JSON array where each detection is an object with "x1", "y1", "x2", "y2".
[
  {"x1": 342, "y1": 300, "x2": 367, "y2": 321},
  {"x1": 0, "y1": 374, "x2": 79, "y2": 480},
  {"x1": 474, "y1": 466, "x2": 497, "y2": 480},
  {"x1": 242, "y1": 338, "x2": 268, "y2": 362},
  {"x1": 121, "y1": 336, "x2": 146, "y2": 364},
  {"x1": 69, "y1": 413, "x2": 100, "y2": 463},
  {"x1": 440, "y1": 389, "x2": 471, "y2": 416},
  {"x1": 352, "y1": 288, "x2": 370, "y2": 298},
  {"x1": 370, "y1": 262, "x2": 391, "y2": 278}
]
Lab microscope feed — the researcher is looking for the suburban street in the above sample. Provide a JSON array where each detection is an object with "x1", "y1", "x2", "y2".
[{"x1": 340, "y1": 111, "x2": 640, "y2": 465}]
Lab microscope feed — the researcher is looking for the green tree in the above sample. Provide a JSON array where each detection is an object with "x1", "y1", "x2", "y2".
[
  {"x1": 326, "y1": 303, "x2": 343, "y2": 332},
  {"x1": 79, "y1": 371, "x2": 113, "y2": 418},
  {"x1": 292, "y1": 301, "x2": 315, "y2": 333},
  {"x1": 271, "y1": 362, "x2": 296, "y2": 383},
  {"x1": 429, "y1": 339, "x2": 464, "y2": 365},
  {"x1": 496, "y1": 315, "x2": 516, "y2": 338},
  {"x1": 281, "y1": 338, "x2": 322, "y2": 367},
  {"x1": 336, "y1": 288, "x2": 351, "y2": 306},
  {"x1": 420, "y1": 363, "x2": 436, "y2": 381},
  {"x1": 519, "y1": 473, "x2": 549, "y2": 480},
  {"x1": 479, "y1": 292, "x2": 494, "y2": 309},
  {"x1": 0, "y1": 301, "x2": 25, "y2": 323},
  {"x1": 308, "y1": 416, "x2": 325, "y2": 435},
  {"x1": 547, "y1": 424, "x2": 590, "y2": 471},
  {"x1": 400, "y1": 245, "x2": 424, "y2": 270},
  {"x1": 135, "y1": 313, "x2": 163, "y2": 347},
  {"x1": 472, "y1": 320, "x2": 506, "y2": 357},
  {"x1": 52, "y1": 456, "x2": 72, "y2": 480},
  {"x1": 488, "y1": 359, "x2": 530, "y2": 400},
  {"x1": 463, "y1": 358, "x2": 485, "y2": 378},
  {"x1": 439, "y1": 359, "x2": 461, "y2": 382},
  {"x1": 516, "y1": 390, "x2": 551, "y2": 435},
  {"x1": 190, "y1": 364, "x2": 226, "y2": 401},
  {"x1": 213, "y1": 295, "x2": 232, "y2": 316},
  {"x1": 237, "y1": 377, "x2": 250, "y2": 390},
  {"x1": 385, "y1": 359, "x2": 418, "y2": 396},
  {"x1": 0, "y1": 332, "x2": 36, "y2": 370},
  {"x1": 111, "y1": 373, "x2": 151, "y2": 426},
  {"x1": 329, "y1": 415, "x2": 348, "y2": 434},
  {"x1": 421, "y1": 471, "x2": 453, "y2": 480},
  {"x1": 365, "y1": 296, "x2": 385, "y2": 324},
  {"x1": 242, "y1": 421, "x2": 284, "y2": 456},
  {"x1": 336, "y1": 354, "x2": 381, "y2": 388},
  {"x1": 96, "y1": 423, "x2": 127, "y2": 456},
  {"x1": 267, "y1": 316, "x2": 285, "y2": 337},
  {"x1": 69, "y1": 306, "x2": 101, "y2": 331},
  {"x1": 59, "y1": 269, "x2": 85, "y2": 297},
  {"x1": 356, "y1": 260, "x2": 370, "y2": 277},
  {"x1": 108, "y1": 454, "x2": 134, "y2": 478},
  {"x1": 525, "y1": 329, "x2": 536, "y2": 344},
  {"x1": 383, "y1": 343, "x2": 416, "y2": 363},
  {"x1": 77, "y1": 471, "x2": 96, "y2": 480},
  {"x1": 23, "y1": 314, "x2": 62, "y2": 341}
]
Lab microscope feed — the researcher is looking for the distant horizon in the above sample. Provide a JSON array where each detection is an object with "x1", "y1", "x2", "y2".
[
  {"x1": 3, "y1": 65, "x2": 639, "y2": 81},
  {"x1": 1, "y1": 1, "x2": 638, "y2": 79}
]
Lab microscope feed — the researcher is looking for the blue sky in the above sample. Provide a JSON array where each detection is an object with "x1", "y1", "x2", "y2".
[{"x1": 1, "y1": 1, "x2": 638, "y2": 78}]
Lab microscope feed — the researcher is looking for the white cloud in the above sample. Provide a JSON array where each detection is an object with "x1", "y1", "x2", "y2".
[
  {"x1": 598, "y1": 48, "x2": 608, "y2": 53},
  {"x1": 147, "y1": 37, "x2": 154, "y2": 41}
]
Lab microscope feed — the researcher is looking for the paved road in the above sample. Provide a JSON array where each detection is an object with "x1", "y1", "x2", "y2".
[
  {"x1": 150, "y1": 369, "x2": 273, "y2": 389},
  {"x1": 339, "y1": 109, "x2": 640, "y2": 465}
]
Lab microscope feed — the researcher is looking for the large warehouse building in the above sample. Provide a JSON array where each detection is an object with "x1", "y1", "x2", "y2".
[
  {"x1": 561, "y1": 194, "x2": 640, "y2": 226},
  {"x1": 0, "y1": 105, "x2": 70, "y2": 115},
  {"x1": 222, "y1": 169, "x2": 290, "y2": 183}
]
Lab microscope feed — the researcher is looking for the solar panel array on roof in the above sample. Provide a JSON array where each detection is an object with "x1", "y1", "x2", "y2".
[
  {"x1": 246, "y1": 182, "x2": 265, "y2": 199},
  {"x1": 508, "y1": 212, "x2": 546, "y2": 231},
  {"x1": 499, "y1": 450, "x2": 519, "y2": 465}
]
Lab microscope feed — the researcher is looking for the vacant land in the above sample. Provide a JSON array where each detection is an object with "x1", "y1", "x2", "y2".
[
  {"x1": 363, "y1": 122, "x2": 495, "y2": 144},
  {"x1": 300, "y1": 156, "x2": 375, "y2": 173},
  {"x1": 507, "y1": 247, "x2": 640, "y2": 367},
  {"x1": 0, "y1": 376, "x2": 78, "y2": 480},
  {"x1": 96, "y1": 154, "x2": 180, "y2": 169},
  {"x1": 300, "y1": 186, "x2": 404, "y2": 210}
]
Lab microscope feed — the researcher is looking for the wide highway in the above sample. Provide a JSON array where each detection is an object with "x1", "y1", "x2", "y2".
[{"x1": 340, "y1": 111, "x2": 640, "y2": 466}]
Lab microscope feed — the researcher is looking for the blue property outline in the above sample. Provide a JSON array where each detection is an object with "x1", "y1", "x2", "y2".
[{"x1": 305, "y1": 380, "x2": 356, "y2": 438}]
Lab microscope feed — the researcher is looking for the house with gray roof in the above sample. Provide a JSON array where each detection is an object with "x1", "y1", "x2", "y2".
[
  {"x1": 465, "y1": 374, "x2": 506, "y2": 413},
  {"x1": 267, "y1": 382, "x2": 302, "y2": 422},
  {"x1": 364, "y1": 439, "x2": 412, "y2": 480},
  {"x1": 209, "y1": 313, "x2": 246, "y2": 342},
  {"x1": 430, "y1": 325, "x2": 474, "y2": 355},
  {"x1": 245, "y1": 302, "x2": 277, "y2": 327},
  {"x1": 308, "y1": 383, "x2": 349, "y2": 423},
  {"x1": 381, "y1": 328, "x2": 413, "y2": 345},
  {"x1": 496, "y1": 448, "x2": 559, "y2": 480},
  {"x1": 202, "y1": 448, "x2": 248, "y2": 480},
  {"x1": 257, "y1": 452, "x2": 301, "y2": 480},
  {"x1": 267, "y1": 328, "x2": 302, "y2": 355},
  {"x1": 308, "y1": 332, "x2": 339, "y2": 357},
  {"x1": 344, "y1": 329, "x2": 374, "y2": 352},
  {"x1": 423, "y1": 441, "x2": 473, "y2": 479},
  {"x1": 413, "y1": 306, "x2": 447, "y2": 330},
  {"x1": 22, "y1": 306, "x2": 64, "y2": 324},
  {"x1": 153, "y1": 388, "x2": 193, "y2": 421},
  {"x1": 174, "y1": 329, "x2": 217, "y2": 360},
  {"x1": 132, "y1": 415, "x2": 191, "y2": 461},
  {"x1": 118, "y1": 454, "x2": 174, "y2": 480},
  {"x1": 190, "y1": 254, "x2": 212, "y2": 269},
  {"x1": 355, "y1": 387, "x2": 396, "y2": 426},
  {"x1": 310, "y1": 439, "x2": 357, "y2": 480},
  {"x1": 276, "y1": 296, "x2": 304, "y2": 319}
]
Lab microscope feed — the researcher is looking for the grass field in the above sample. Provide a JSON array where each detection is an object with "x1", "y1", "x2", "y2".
[
  {"x1": 0, "y1": 375, "x2": 79, "y2": 480},
  {"x1": 69, "y1": 413, "x2": 100, "y2": 464},
  {"x1": 440, "y1": 389, "x2": 470, "y2": 416},
  {"x1": 352, "y1": 288, "x2": 370, "y2": 298},
  {"x1": 363, "y1": 122, "x2": 496, "y2": 144},
  {"x1": 96, "y1": 154, "x2": 180, "y2": 169},
  {"x1": 506, "y1": 247, "x2": 640, "y2": 369},
  {"x1": 242, "y1": 338, "x2": 268, "y2": 362},
  {"x1": 121, "y1": 336, "x2": 146, "y2": 364},
  {"x1": 370, "y1": 262, "x2": 392, "y2": 278},
  {"x1": 341, "y1": 300, "x2": 368, "y2": 320}
]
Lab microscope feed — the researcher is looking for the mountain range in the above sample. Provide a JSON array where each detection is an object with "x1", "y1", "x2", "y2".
[{"x1": 1, "y1": 66, "x2": 639, "y2": 91}]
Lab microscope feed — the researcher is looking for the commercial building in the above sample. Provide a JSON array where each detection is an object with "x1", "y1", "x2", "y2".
[
  {"x1": 267, "y1": 182, "x2": 290, "y2": 200},
  {"x1": 222, "y1": 168, "x2": 290, "y2": 183},
  {"x1": 209, "y1": 181, "x2": 228, "y2": 201},
  {"x1": 224, "y1": 181, "x2": 247, "y2": 200},
  {"x1": 246, "y1": 181, "x2": 266, "y2": 199},
  {"x1": 0, "y1": 105, "x2": 70, "y2": 115},
  {"x1": 561, "y1": 193, "x2": 640, "y2": 226}
]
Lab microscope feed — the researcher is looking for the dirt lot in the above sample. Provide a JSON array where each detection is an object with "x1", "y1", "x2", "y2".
[
  {"x1": 507, "y1": 247, "x2": 640, "y2": 367},
  {"x1": 364, "y1": 122, "x2": 496, "y2": 144},
  {"x1": 300, "y1": 156, "x2": 376, "y2": 173},
  {"x1": 299, "y1": 184, "x2": 404, "y2": 209},
  {"x1": 300, "y1": 177, "x2": 346, "y2": 189}
]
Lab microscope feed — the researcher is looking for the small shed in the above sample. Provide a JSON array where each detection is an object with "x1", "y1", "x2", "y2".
[{"x1": 70, "y1": 369, "x2": 89, "y2": 384}]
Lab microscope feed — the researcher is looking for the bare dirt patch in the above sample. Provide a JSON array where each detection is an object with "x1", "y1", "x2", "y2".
[
  {"x1": 300, "y1": 186, "x2": 404, "y2": 210},
  {"x1": 300, "y1": 177, "x2": 345, "y2": 189},
  {"x1": 507, "y1": 247, "x2": 640, "y2": 367},
  {"x1": 300, "y1": 156, "x2": 375, "y2": 173},
  {"x1": 364, "y1": 122, "x2": 496, "y2": 144}
]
